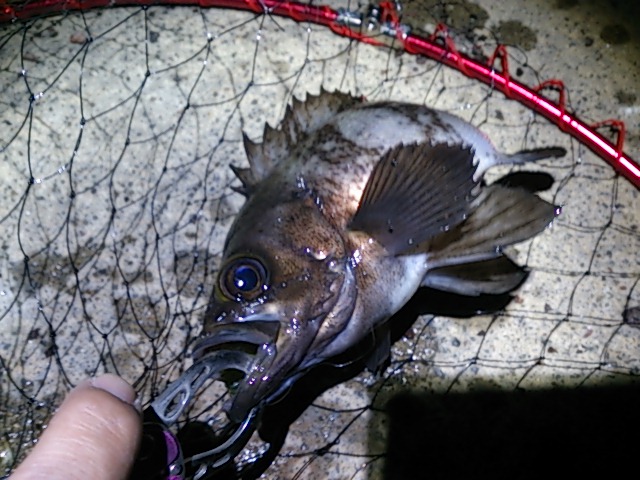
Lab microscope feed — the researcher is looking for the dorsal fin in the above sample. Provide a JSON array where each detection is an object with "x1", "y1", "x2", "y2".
[
  {"x1": 349, "y1": 142, "x2": 478, "y2": 256},
  {"x1": 286, "y1": 88, "x2": 362, "y2": 135},
  {"x1": 229, "y1": 164, "x2": 256, "y2": 196},
  {"x1": 233, "y1": 89, "x2": 362, "y2": 196}
]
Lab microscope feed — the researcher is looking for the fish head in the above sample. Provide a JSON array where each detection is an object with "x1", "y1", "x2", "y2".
[{"x1": 196, "y1": 192, "x2": 354, "y2": 422}]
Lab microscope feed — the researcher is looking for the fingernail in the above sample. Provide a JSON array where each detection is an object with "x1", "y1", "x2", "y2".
[{"x1": 89, "y1": 374, "x2": 141, "y2": 411}]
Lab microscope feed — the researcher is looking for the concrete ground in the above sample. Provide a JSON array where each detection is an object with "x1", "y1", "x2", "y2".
[{"x1": 1, "y1": 0, "x2": 638, "y2": 478}]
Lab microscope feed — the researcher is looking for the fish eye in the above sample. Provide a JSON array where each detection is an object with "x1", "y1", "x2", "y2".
[{"x1": 220, "y1": 257, "x2": 268, "y2": 301}]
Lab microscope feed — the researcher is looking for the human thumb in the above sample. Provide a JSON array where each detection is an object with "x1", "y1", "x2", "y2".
[{"x1": 10, "y1": 374, "x2": 142, "y2": 480}]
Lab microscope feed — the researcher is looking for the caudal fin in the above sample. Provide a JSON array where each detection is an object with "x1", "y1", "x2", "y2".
[
  {"x1": 503, "y1": 147, "x2": 566, "y2": 165},
  {"x1": 425, "y1": 184, "x2": 559, "y2": 269}
]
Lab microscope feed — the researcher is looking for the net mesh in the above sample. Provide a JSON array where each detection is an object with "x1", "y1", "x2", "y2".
[{"x1": 1, "y1": 0, "x2": 639, "y2": 478}]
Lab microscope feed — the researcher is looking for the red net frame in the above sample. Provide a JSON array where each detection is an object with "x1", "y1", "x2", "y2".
[{"x1": 1, "y1": 0, "x2": 639, "y2": 190}]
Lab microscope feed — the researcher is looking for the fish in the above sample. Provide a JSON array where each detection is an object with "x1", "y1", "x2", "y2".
[{"x1": 194, "y1": 89, "x2": 565, "y2": 423}]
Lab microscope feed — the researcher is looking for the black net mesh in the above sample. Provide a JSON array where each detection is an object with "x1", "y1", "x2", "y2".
[{"x1": 1, "y1": 0, "x2": 639, "y2": 478}]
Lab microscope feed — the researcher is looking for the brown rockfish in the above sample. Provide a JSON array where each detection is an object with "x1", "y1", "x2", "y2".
[{"x1": 195, "y1": 90, "x2": 564, "y2": 422}]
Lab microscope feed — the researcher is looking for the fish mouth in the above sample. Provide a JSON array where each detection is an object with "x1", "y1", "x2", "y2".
[
  {"x1": 192, "y1": 320, "x2": 281, "y2": 361},
  {"x1": 192, "y1": 319, "x2": 283, "y2": 423}
]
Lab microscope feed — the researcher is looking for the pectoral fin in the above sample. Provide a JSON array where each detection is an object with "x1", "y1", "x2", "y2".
[
  {"x1": 426, "y1": 184, "x2": 559, "y2": 268},
  {"x1": 349, "y1": 142, "x2": 478, "y2": 255},
  {"x1": 365, "y1": 324, "x2": 391, "y2": 374},
  {"x1": 422, "y1": 255, "x2": 528, "y2": 296}
]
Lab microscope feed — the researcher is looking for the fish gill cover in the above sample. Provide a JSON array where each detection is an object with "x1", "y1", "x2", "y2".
[{"x1": 0, "y1": 0, "x2": 639, "y2": 478}]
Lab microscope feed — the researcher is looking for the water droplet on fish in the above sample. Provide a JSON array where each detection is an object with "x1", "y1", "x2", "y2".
[
  {"x1": 351, "y1": 249, "x2": 362, "y2": 267},
  {"x1": 305, "y1": 247, "x2": 327, "y2": 260},
  {"x1": 495, "y1": 245, "x2": 503, "y2": 254},
  {"x1": 440, "y1": 225, "x2": 450, "y2": 232},
  {"x1": 554, "y1": 206, "x2": 562, "y2": 216},
  {"x1": 407, "y1": 238, "x2": 414, "y2": 245},
  {"x1": 290, "y1": 317, "x2": 301, "y2": 331},
  {"x1": 386, "y1": 219, "x2": 395, "y2": 234},
  {"x1": 265, "y1": 344, "x2": 276, "y2": 357}
]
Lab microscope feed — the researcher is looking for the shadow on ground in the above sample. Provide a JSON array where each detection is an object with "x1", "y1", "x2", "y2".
[{"x1": 384, "y1": 383, "x2": 640, "y2": 479}]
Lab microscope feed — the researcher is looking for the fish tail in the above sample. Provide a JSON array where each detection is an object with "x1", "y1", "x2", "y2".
[
  {"x1": 422, "y1": 184, "x2": 559, "y2": 296},
  {"x1": 502, "y1": 146, "x2": 566, "y2": 165},
  {"x1": 428, "y1": 184, "x2": 559, "y2": 265}
]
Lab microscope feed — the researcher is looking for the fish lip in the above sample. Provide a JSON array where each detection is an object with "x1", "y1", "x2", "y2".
[
  {"x1": 226, "y1": 345, "x2": 279, "y2": 423},
  {"x1": 193, "y1": 318, "x2": 283, "y2": 423},
  {"x1": 192, "y1": 320, "x2": 281, "y2": 361},
  {"x1": 241, "y1": 312, "x2": 281, "y2": 323}
]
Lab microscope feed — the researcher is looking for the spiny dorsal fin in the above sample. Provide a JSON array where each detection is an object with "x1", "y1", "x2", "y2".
[
  {"x1": 235, "y1": 89, "x2": 362, "y2": 196},
  {"x1": 285, "y1": 87, "x2": 362, "y2": 135},
  {"x1": 242, "y1": 132, "x2": 262, "y2": 172},
  {"x1": 229, "y1": 164, "x2": 256, "y2": 196},
  {"x1": 349, "y1": 142, "x2": 478, "y2": 256}
]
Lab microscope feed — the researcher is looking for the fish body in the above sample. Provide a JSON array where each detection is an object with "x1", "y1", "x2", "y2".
[{"x1": 197, "y1": 90, "x2": 564, "y2": 422}]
